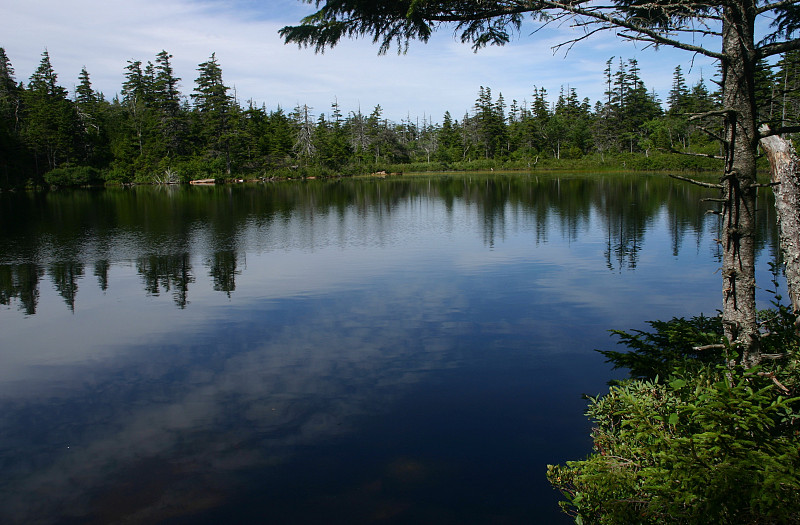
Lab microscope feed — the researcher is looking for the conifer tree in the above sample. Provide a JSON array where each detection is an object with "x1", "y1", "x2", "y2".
[
  {"x1": 346, "y1": 107, "x2": 369, "y2": 162},
  {"x1": 192, "y1": 53, "x2": 233, "y2": 175},
  {"x1": 0, "y1": 47, "x2": 24, "y2": 186},
  {"x1": 120, "y1": 60, "x2": 153, "y2": 160},
  {"x1": 667, "y1": 66, "x2": 689, "y2": 114},
  {"x1": 22, "y1": 50, "x2": 77, "y2": 175},
  {"x1": 74, "y1": 66, "x2": 105, "y2": 166},
  {"x1": 292, "y1": 103, "x2": 316, "y2": 162},
  {"x1": 153, "y1": 50, "x2": 185, "y2": 158},
  {"x1": 776, "y1": 50, "x2": 800, "y2": 128},
  {"x1": 527, "y1": 86, "x2": 551, "y2": 155},
  {"x1": 436, "y1": 110, "x2": 460, "y2": 162}
]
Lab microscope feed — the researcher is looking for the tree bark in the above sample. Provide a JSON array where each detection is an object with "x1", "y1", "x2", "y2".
[
  {"x1": 720, "y1": 1, "x2": 760, "y2": 367},
  {"x1": 759, "y1": 130, "x2": 800, "y2": 322}
]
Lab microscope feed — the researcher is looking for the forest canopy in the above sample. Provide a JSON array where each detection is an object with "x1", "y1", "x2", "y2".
[{"x1": 1, "y1": 45, "x2": 799, "y2": 189}]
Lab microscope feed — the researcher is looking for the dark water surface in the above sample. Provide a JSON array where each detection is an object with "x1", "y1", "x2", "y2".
[{"x1": 0, "y1": 173, "x2": 781, "y2": 524}]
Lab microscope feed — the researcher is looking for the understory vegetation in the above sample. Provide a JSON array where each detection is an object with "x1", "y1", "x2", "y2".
[
  {"x1": 548, "y1": 271, "x2": 800, "y2": 524},
  {"x1": 2, "y1": 47, "x2": 799, "y2": 188}
]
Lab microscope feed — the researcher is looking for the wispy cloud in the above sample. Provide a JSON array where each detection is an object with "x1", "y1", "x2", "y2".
[{"x1": 3, "y1": 0, "x2": 717, "y2": 121}]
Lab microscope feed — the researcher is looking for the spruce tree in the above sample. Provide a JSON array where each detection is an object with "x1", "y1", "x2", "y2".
[
  {"x1": 22, "y1": 50, "x2": 78, "y2": 176},
  {"x1": 0, "y1": 47, "x2": 25, "y2": 186},
  {"x1": 153, "y1": 50, "x2": 185, "y2": 158},
  {"x1": 436, "y1": 110, "x2": 460, "y2": 162},
  {"x1": 74, "y1": 66, "x2": 105, "y2": 166},
  {"x1": 667, "y1": 65, "x2": 689, "y2": 115},
  {"x1": 192, "y1": 53, "x2": 233, "y2": 175}
]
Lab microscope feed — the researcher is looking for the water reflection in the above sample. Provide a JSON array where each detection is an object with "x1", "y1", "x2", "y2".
[
  {"x1": 1, "y1": 291, "x2": 460, "y2": 522},
  {"x1": 1, "y1": 174, "x2": 775, "y2": 315},
  {"x1": 0, "y1": 263, "x2": 42, "y2": 315},
  {"x1": 137, "y1": 253, "x2": 194, "y2": 308},
  {"x1": 0, "y1": 173, "x2": 782, "y2": 524}
]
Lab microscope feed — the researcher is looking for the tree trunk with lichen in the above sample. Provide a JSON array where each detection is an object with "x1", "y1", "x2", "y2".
[
  {"x1": 720, "y1": 1, "x2": 760, "y2": 367},
  {"x1": 759, "y1": 130, "x2": 800, "y2": 323}
]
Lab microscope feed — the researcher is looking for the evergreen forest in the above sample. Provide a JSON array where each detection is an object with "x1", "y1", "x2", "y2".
[{"x1": 2, "y1": 47, "x2": 800, "y2": 188}]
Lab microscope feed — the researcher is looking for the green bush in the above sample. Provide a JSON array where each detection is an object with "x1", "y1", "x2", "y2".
[
  {"x1": 598, "y1": 314, "x2": 725, "y2": 381},
  {"x1": 44, "y1": 166, "x2": 103, "y2": 187},
  {"x1": 265, "y1": 165, "x2": 338, "y2": 179},
  {"x1": 549, "y1": 306, "x2": 800, "y2": 524},
  {"x1": 102, "y1": 165, "x2": 134, "y2": 184},
  {"x1": 548, "y1": 369, "x2": 800, "y2": 524}
]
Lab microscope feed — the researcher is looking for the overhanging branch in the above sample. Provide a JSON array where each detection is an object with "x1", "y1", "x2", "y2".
[
  {"x1": 689, "y1": 109, "x2": 736, "y2": 120},
  {"x1": 536, "y1": 0, "x2": 724, "y2": 60},
  {"x1": 669, "y1": 174, "x2": 723, "y2": 189},
  {"x1": 758, "y1": 38, "x2": 800, "y2": 59},
  {"x1": 668, "y1": 149, "x2": 725, "y2": 160}
]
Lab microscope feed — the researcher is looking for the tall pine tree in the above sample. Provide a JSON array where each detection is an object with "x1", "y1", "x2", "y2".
[
  {"x1": 22, "y1": 50, "x2": 77, "y2": 176},
  {"x1": 192, "y1": 53, "x2": 233, "y2": 175}
]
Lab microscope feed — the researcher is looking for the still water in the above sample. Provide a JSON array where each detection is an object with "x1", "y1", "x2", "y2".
[{"x1": 0, "y1": 173, "x2": 781, "y2": 524}]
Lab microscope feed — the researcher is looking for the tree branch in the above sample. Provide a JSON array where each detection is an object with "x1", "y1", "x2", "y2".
[
  {"x1": 668, "y1": 149, "x2": 725, "y2": 160},
  {"x1": 536, "y1": 1, "x2": 724, "y2": 60},
  {"x1": 757, "y1": 0, "x2": 800, "y2": 16},
  {"x1": 693, "y1": 343, "x2": 726, "y2": 351},
  {"x1": 756, "y1": 371, "x2": 791, "y2": 393},
  {"x1": 689, "y1": 109, "x2": 735, "y2": 120},
  {"x1": 694, "y1": 125, "x2": 726, "y2": 144},
  {"x1": 759, "y1": 124, "x2": 800, "y2": 138},
  {"x1": 552, "y1": 26, "x2": 609, "y2": 55},
  {"x1": 670, "y1": 174, "x2": 723, "y2": 189},
  {"x1": 758, "y1": 38, "x2": 800, "y2": 59}
]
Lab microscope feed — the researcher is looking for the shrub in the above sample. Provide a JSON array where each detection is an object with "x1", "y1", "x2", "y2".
[
  {"x1": 547, "y1": 369, "x2": 800, "y2": 524},
  {"x1": 44, "y1": 166, "x2": 103, "y2": 187},
  {"x1": 598, "y1": 314, "x2": 725, "y2": 381},
  {"x1": 549, "y1": 306, "x2": 800, "y2": 524},
  {"x1": 102, "y1": 165, "x2": 134, "y2": 184}
]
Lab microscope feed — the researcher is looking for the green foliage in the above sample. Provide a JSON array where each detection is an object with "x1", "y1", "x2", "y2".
[
  {"x1": 600, "y1": 315, "x2": 725, "y2": 380},
  {"x1": 0, "y1": 45, "x2": 791, "y2": 187},
  {"x1": 267, "y1": 165, "x2": 339, "y2": 179},
  {"x1": 102, "y1": 165, "x2": 134, "y2": 185},
  {"x1": 550, "y1": 303, "x2": 800, "y2": 524},
  {"x1": 168, "y1": 157, "x2": 226, "y2": 182},
  {"x1": 548, "y1": 368, "x2": 800, "y2": 524},
  {"x1": 43, "y1": 166, "x2": 102, "y2": 187}
]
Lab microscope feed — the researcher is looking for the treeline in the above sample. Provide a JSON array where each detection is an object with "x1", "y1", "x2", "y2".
[{"x1": 1, "y1": 48, "x2": 799, "y2": 188}]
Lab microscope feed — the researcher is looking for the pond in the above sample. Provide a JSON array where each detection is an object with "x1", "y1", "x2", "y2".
[{"x1": 0, "y1": 173, "x2": 782, "y2": 524}]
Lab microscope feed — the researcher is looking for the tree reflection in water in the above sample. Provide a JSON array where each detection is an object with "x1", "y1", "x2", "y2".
[{"x1": 0, "y1": 173, "x2": 783, "y2": 524}]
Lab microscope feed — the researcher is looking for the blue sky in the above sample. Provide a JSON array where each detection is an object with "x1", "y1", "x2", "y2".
[{"x1": 2, "y1": 0, "x2": 720, "y2": 122}]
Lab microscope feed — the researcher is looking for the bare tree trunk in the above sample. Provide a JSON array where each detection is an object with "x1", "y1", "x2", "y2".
[
  {"x1": 720, "y1": 1, "x2": 760, "y2": 367},
  {"x1": 759, "y1": 130, "x2": 800, "y2": 322}
]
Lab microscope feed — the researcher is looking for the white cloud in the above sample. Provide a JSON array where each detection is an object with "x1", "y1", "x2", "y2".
[{"x1": 2, "y1": 0, "x2": 718, "y2": 122}]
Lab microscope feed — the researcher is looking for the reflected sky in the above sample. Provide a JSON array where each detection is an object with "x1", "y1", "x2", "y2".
[{"x1": 0, "y1": 174, "x2": 783, "y2": 524}]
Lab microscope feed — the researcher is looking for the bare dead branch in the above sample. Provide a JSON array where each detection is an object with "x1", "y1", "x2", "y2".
[
  {"x1": 669, "y1": 149, "x2": 725, "y2": 160},
  {"x1": 756, "y1": 371, "x2": 791, "y2": 393},
  {"x1": 670, "y1": 174, "x2": 724, "y2": 189},
  {"x1": 689, "y1": 109, "x2": 735, "y2": 121},
  {"x1": 552, "y1": 26, "x2": 608, "y2": 55},
  {"x1": 535, "y1": 1, "x2": 724, "y2": 60},
  {"x1": 693, "y1": 343, "x2": 726, "y2": 351},
  {"x1": 694, "y1": 125, "x2": 726, "y2": 144}
]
